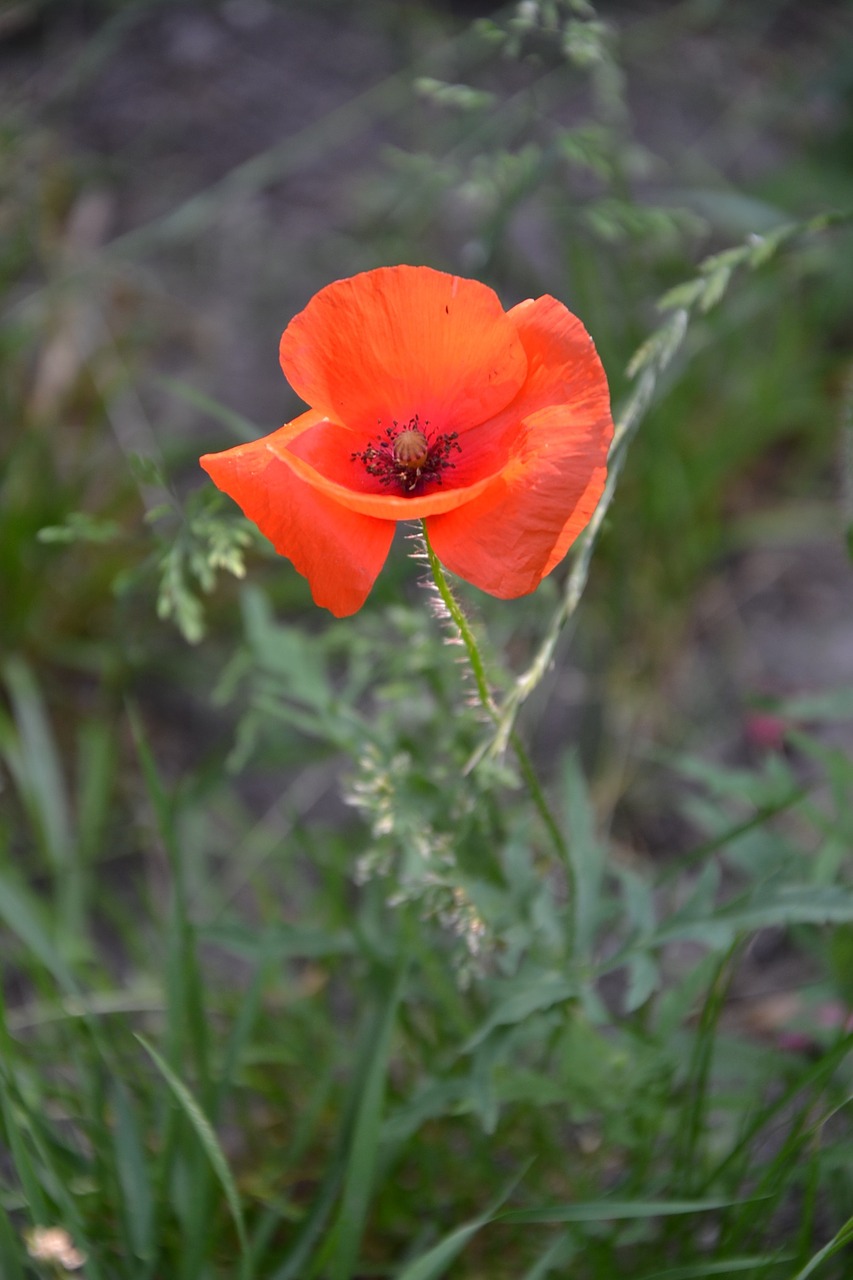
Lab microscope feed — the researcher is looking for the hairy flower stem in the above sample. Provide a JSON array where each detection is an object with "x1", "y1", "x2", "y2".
[
  {"x1": 421, "y1": 523, "x2": 494, "y2": 715},
  {"x1": 421, "y1": 522, "x2": 571, "y2": 873}
]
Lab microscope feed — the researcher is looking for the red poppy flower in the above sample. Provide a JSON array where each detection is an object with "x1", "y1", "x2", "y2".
[{"x1": 200, "y1": 265, "x2": 613, "y2": 617}]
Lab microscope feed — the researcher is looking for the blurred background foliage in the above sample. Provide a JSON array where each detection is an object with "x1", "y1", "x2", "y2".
[{"x1": 1, "y1": 0, "x2": 853, "y2": 1276}]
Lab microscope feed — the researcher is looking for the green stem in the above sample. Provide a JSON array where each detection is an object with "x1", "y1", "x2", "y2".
[
  {"x1": 421, "y1": 523, "x2": 494, "y2": 715},
  {"x1": 420, "y1": 523, "x2": 570, "y2": 868},
  {"x1": 510, "y1": 728, "x2": 571, "y2": 868}
]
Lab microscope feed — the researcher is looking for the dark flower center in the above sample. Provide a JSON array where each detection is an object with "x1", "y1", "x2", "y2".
[{"x1": 352, "y1": 415, "x2": 461, "y2": 494}]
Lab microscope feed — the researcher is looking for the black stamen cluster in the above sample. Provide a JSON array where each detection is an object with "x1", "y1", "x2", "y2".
[{"x1": 352, "y1": 415, "x2": 461, "y2": 494}]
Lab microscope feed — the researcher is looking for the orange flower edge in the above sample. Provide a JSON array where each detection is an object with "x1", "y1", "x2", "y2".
[{"x1": 200, "y1": 265, "x2": 614, "y2": 617}]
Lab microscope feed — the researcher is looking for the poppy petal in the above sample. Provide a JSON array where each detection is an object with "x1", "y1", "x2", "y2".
[
  {"x1": 200, "y1": 413, "x2": 395, "y2": 617},
  {"x1": 279, "y1": 265, "x2": 528, "y2": 436},
  {"x1": 498, "y1": 293, "x2": 611, "y2": 431},
  {"x1": 422, "y1": 293, "x2": 613, "y2": 597},
  {"x1": 425, "y1": 399, "x2": 610, "y2": 599}
]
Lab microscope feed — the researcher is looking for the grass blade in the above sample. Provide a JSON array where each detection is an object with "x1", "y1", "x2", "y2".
[
  {"x1": 156, "y1": 375, "x2": 264, "y2": 443},
  {"x1": 110, "y1": 1079, "x2": 155, "y2": 1263},
  {"x1": 268, "y1": 1154, "x2": 344, "y2": 1280},
  {"x1": 0, "y1": 1203, "x2": 25, "y2": 1280},
  {"x1": 395, "y1": 1165, "x2": 530, "y2": 1280},
  {"x1": 129, "y1": 706, "x2": 211, "y2": 1096},
  {"x1": 519, "y1": 1233, "x2": 574, "y2": 1280},
  {"x1": 0, "y1": 1086, "x2": 50, "y2": 1228},
  {"x1": 211, "y1": 932, "x2": 277, "y2": 1123},
  {"x1": 394, "y1": 1214, "x2": 494, "y2": 1280},
  {"x1": 274, "y1": 966, "x2": 406, "y2": 1280},
  {"x1": 0, "y1": 872, "x2": 80, "y2": 998},
  {"x1": 135, "y1": 1034, "x2": 249, "y2": 1277},
  {"x1": 562, "y1": 752, "x2": 605, "y2": 963},
  {"x1": 636, "y1": 1257, "x2": 788, "y2": 1279},
  {"x1": 499, "y1": 1197, "x2": 742, "y2": 1225},
  {"x1": 1, "y1": 657, "x2": 71, "y2": 872},
  {"x1": 787, "y1": 1214, "x2": 853, "y2": 1280},
  {"x1": 329, "y1": 964, "x2": 406, "y2": 1280}
]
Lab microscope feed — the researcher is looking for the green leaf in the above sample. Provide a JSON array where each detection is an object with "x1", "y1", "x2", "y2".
[
  {"x1": 395, "y1": 1167, "x2": 528, "y2": 1280},
  {"x1": 75, "y1": 719, "x2": 116, "y2": 864},
  {"x1": 394, "y1": 1212, "x2": 495, "y2": 1280},
  {"x1": 329, "y1": 965, "x2": 405, "y2": 1280},
  {"x1": 519, "y1": 1233, "x2": 574, "y2": 1280},
  {"x1": 0, "y1": 1084, "x2": 50, "y2": 1227},
  {"x1": 128, "y1": 452, "x2": 167, "y2": 488},
  {"x1": 636, "y1": 1256, "x2": 787, "y2": 1279},
  {"x1": 0, "y1": 871, "x2": 80, "y2": 996},
  {"x1": 241, "y1": 587, "x2": 332, "y2": 711},
  {"x1": 698, "y1": 265, "x2": 732, "y2": 312},
  {"x1": 267, "y1": 1151, "x2": 344, "y2": 1280},
  {"x1": 36, "y1": 511, "x2": 122, "y2": 544},
  {"x1": 462, "y1": 971, "x2": 578, "y2": 1053},
  {"x1": 699, "y1": 245, "x2": 749, "y2": 274},
  {"x1": 272, "y1": 972, "x2": 404, "y2": 1280},
  {"x1": 111, "y1": 1079, "x2": 154, "y2": 1261},
  {"x1": 657, "y1": 277, "x2": 706, "y2": 312},
  {"x1": 777, "y1": 686, "x2": 853, "y2": 722},
  {"x1": 626, "y1": 308, "x2": 688, "y2": 379},
  {"x1": 156, "y1": 375, "x2": 265, "y2": 443},
  {"x1": 655, "y1": 885, "x2": 853, "y2": 946},
  {"x1": 0, "y1": 1203, "x2": 25, "y2": 1280},
  {"x1": 382, "y1": 1079, "x2": 472, "y2": 1145},
  {"x1": 414, "y1": 77, "x2": 495, "y2": 111},
  {"x1": 788, "y1": 1211, "x2": 853, "y2": 1280},
  {"x1": 201, "y1": 921, "x2": 356, "y2": 962},
  {"x1": 211, "y1": 935, "x2": 277, "y2": 1122},
  {"x1": 157, "y1": 541, "x2": 206, "y2": 644},
  {"x1": 1, "y1": 657, "x2": 71, "y2": 872},
  {"x1": 562, "y1": 754, "x2": 605, "y2": 962},
  {"x1": 499, "y1": 1196, "x2": 742, "y2": 1225},
  {"x1": 828, "y1": 924, "x2": 853, "y2": 1006},
  {"x1": 135, "y1": 1035, "x2": 249, "y2": 1274},
  {"x1": 624, "y1": 951, "x2": 659, "y2": 1012}
]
